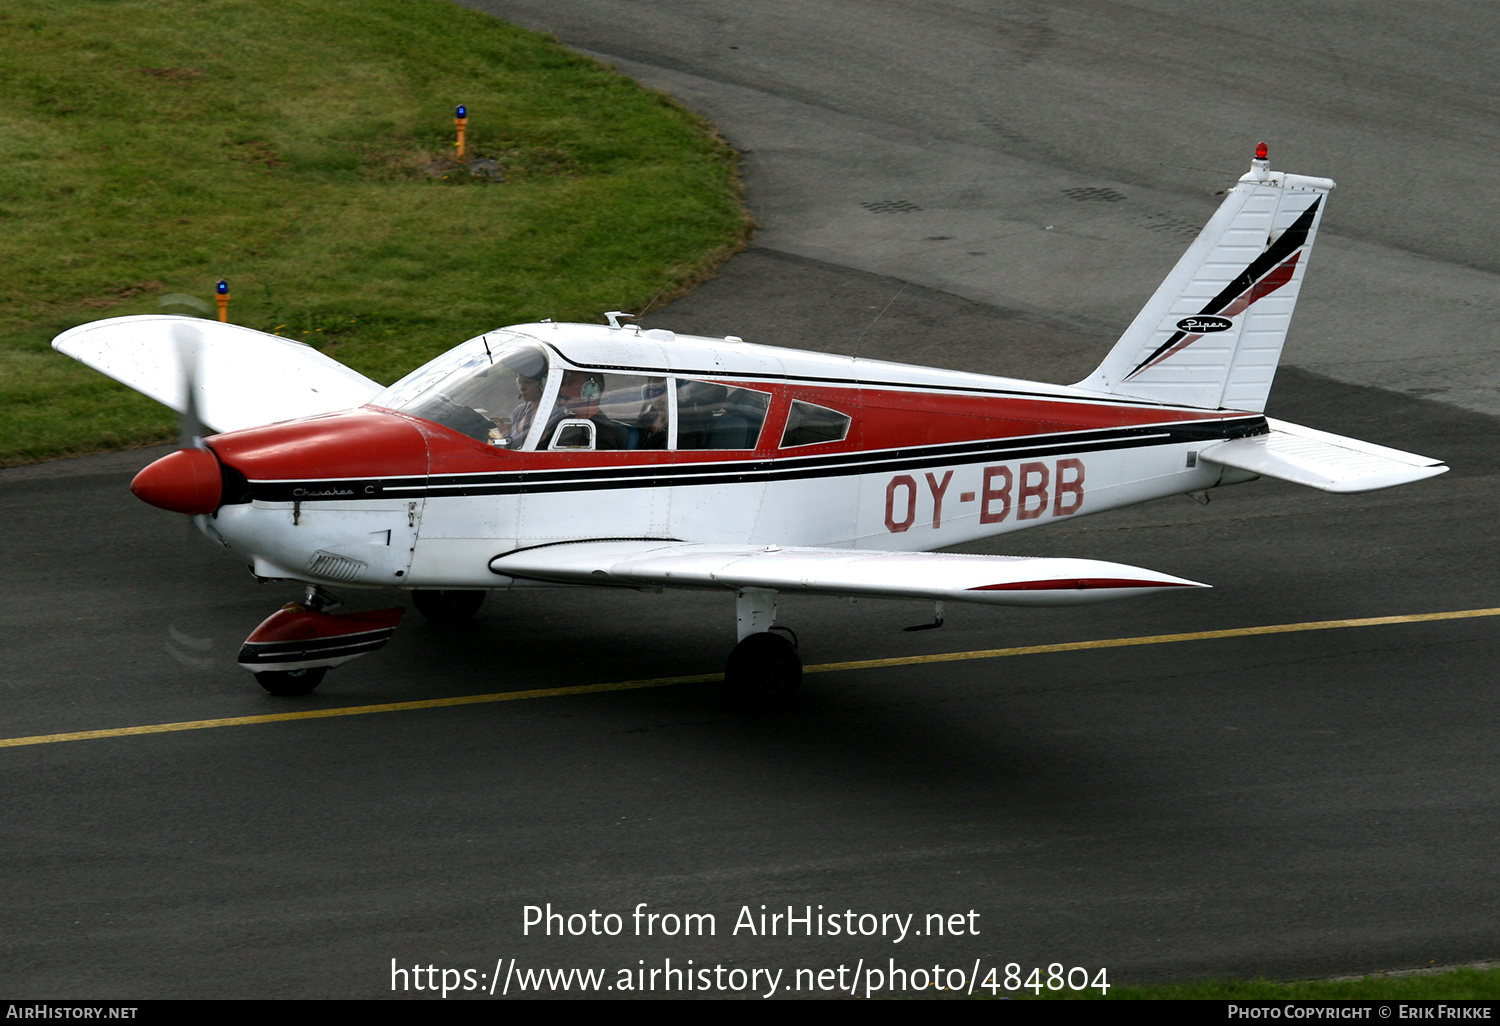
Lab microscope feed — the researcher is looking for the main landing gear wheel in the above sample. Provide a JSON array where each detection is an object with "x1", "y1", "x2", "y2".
[
  {"x1": 411, "y1": 589, "x2": 486, "y2": 624},
  {"x1": 253, "y1": 667, "x2": 327, "y2": 697},
  {"x1": 725, "y1": 631, "x2": 802, "y2": 712}
]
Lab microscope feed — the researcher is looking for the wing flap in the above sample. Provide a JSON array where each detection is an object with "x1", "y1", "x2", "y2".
[
  {"x1": 1199, "y1": 417, "x2": 1448, "y2": 493},
  {"x1": 491, "y1": 541, "x2": 1207, "y2": 607},
  {"x1": 53, "y1": 315, "x2": 383, "y2": 434}
]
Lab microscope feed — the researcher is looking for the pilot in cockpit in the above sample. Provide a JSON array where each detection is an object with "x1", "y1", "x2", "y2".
[{"x1": 539, "y1": 370, "x2": 626, "y2": 450}]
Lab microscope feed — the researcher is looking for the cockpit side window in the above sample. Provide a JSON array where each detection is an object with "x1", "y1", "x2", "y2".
[
  {"x1": 388, "y1": 339, "x2": 551, "y2": 448},
  {"x1": 535, "y1": 371, "x2": 670, "y2": 451},
  {"x1": 780, "y1": 400, "x2": 851, "y2": 448},
  {"x1": 675, "y1": 379, "x2": 771, "y2": 450}
]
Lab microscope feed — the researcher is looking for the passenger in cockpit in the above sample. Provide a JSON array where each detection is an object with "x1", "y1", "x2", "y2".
[
  {"x1": 497, "y1": 348, "x2": 549, "y2": 449},
  {"x1": 639, "y1": 383, "x2": 670, "y2": 450}
]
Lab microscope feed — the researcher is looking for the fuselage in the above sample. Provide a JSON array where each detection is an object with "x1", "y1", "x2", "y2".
[{"x1": 184, "y1": 322, "x2": 1265, "y2": 589}]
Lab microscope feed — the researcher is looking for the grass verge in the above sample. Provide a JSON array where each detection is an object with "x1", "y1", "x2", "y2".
[{"x1": 0, "y1": 0, "x2": 751, "y2": 465}]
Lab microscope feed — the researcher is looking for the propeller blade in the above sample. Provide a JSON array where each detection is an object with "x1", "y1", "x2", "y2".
[
  {"x1": 157, "y1": 318, "x2": 235, "y2": 675},
  {"x1": 171, "y1": 321, "x2": 205, "y2": 450}
]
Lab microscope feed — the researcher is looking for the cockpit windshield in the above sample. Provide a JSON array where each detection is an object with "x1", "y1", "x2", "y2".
[{"x1": 373, "y1": 335, "x2": 550, "y2": 448}]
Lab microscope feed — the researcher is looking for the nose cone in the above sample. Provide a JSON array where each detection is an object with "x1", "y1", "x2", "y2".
[{"x1": 131, "y1": 447, "x2": 222, "y2": 514}]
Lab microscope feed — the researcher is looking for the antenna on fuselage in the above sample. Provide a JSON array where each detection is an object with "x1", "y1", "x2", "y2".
[
  {"x1": 854, "y1": 280, "x2": 909, "y2": 355},
  {"x1": 638, "y1": 271, "x2": 682, "y2": 322},
  {"x1": 603, "y1": 311, "x2": 637, "y2": 330}
]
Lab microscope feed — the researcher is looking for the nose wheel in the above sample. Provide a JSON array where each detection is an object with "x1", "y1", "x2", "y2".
[{"x1": 253, "y1": 667, "x2": 327, "y2": 696}]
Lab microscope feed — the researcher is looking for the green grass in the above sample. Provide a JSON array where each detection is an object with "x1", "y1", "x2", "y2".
[
  {"x1": 0, "y1": 0, "x2": 751, "y2": 465},
  {"x1": 1022, "y1": 966, "x2": 1500, "y2": 1000}
]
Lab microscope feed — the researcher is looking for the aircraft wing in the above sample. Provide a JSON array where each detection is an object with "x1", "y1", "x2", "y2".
[
  {"x1": 1198, "y1": 417, "x2": 1448, "y2": 493},
  {"x1": 490, "y1": 541, "x2": 1207, "y2": 607},
  {"x1": 53, "y1": 314, "x2": 384, "y2": 434}
]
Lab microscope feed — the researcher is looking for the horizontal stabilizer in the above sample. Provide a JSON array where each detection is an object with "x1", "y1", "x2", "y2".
[
  {"x1": 491, "y1": 540, "x2": 1207, "y2": 607},
  {"x1": 53, "y1": 315, "x2": 383, "y2": 434},
  {"x1": 1198, "y1": 418, "x2": 1448, "y2": 493}
]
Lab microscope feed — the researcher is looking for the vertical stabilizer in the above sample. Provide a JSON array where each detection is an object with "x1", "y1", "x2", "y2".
[{"x1": 1076, "y1": 147, "x2": 1333, "y2": 411}]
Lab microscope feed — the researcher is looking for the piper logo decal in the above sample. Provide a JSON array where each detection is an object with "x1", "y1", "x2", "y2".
[{"x1": 1175, "y1": 315, "x2": 1233, "y2": 333}]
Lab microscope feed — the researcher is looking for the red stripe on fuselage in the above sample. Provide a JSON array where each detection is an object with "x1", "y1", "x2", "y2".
[
  {"x1": 419, "y1": 383, "x2": 1249, "y2": 476},
  {"x1": 205, "y1": 384, "x2": 1250, "y2": 483}
]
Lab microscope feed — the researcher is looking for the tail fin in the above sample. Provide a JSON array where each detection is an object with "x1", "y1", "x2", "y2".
[{"x1": 1076, "y1": 146, "x2": 1333, "y2": 412}]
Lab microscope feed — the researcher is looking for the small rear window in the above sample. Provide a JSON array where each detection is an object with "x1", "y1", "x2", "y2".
[{"x1": 780, "y1": 401, "x2": 851, "y2": 448}]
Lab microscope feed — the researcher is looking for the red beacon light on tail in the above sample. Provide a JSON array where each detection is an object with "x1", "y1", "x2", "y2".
[{"x1": 1248, "y1": 141, "x2": 1272, "y2": 179}]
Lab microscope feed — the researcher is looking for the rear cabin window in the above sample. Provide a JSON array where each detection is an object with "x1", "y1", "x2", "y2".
[
  {"x1": 780, "y1": 401, "x2": 851, "y2": 448},
  {"x1": 676, "y1": 380, "x2": 771, "y2": 450}
]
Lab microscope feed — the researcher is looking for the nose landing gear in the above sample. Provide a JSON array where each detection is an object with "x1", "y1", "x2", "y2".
[{"x1": 238, "y1": 586, "x2": 405, "y2": 696}]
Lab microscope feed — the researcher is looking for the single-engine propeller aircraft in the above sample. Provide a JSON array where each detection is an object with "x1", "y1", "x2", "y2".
[{"x1": 54, "y1": 146, "x2": 1446, "y2": 707}]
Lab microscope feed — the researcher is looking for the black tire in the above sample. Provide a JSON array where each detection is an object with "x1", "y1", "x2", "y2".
[
  {"x1": 725, "y1": 631, "x2": 803, "y2": 712},
  {"x1": 411, "y1": 589, "x2": 486, "y2": 624},
  {"x1": 254, "y1": 667, "x2": 327, "y2": 696}
]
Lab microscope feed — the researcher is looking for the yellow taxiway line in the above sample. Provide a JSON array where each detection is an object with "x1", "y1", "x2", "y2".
[{"x1": 4, "y1": 606, "x2": 1498, "y2": 750}]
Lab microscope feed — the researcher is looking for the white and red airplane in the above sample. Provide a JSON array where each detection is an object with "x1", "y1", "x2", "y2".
[{"x1": 53, "y1": 146, "x2": 1446, "y2": 707}]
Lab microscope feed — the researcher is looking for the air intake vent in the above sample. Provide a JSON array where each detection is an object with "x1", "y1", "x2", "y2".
[{"x1": 306, "y1": 550, "x2": 367, "y2": 582}]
